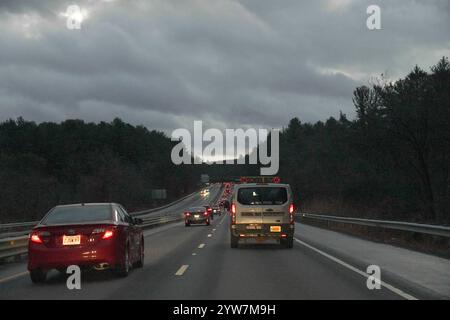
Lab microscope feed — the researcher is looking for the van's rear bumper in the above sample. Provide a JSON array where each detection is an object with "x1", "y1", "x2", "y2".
[{"x1": 231, "y1": 223, "x2": 294, "y2": 238}]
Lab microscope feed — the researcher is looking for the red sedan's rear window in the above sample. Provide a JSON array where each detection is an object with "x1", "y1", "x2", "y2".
[{"x1": 42, "y1": 205, "x2": 113, "y2": 225}]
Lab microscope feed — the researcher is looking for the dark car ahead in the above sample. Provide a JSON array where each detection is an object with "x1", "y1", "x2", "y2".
[
  {"x1": 184, "y1": 206, "x2": 211, "y2": 226},
  {"x1": 28, "y1": 203, "x2": 144, "y2": 283},
  {"x1": 211, "y1": 206, "x2": 221, "y2": 216}
]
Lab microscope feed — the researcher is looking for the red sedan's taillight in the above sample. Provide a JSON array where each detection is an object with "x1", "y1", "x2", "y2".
[
  {"x1": 203, "y1": 211, "x2": 208, "y2": 216},
  {"x1": 92, "y1": 227, "x2": 115, "y2": 239},
  {"x1": 30, "y1": 233, "x2": 43, "y2": 244},
  {"x1": 102, "y1": 229, "x2": 114, "y2": 239},
  {"x1": 185, "y1": 212, "x2": 191, "y2": 216},
  {"x1": 29, "y1": 230, "x2": 50, "y2": 244}
]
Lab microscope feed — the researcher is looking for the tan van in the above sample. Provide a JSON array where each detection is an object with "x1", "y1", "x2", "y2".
[{"x1": 229, "y1": 183, "x2": 295, "y2": 248}]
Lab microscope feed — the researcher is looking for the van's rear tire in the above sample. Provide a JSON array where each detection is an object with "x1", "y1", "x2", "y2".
[
  {"x1": 281, "y1": 237, "x2": 294, "y2": 249},
  {"x1": 230, "y1": 234, "x2": 239, "y2": 248}
]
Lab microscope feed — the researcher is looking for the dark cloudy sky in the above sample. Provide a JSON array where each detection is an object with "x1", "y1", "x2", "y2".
[{"x1": 0, "y1": 0, "x2": 449, "y2": 133}]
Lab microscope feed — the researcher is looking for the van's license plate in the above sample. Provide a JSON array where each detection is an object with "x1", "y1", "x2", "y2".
[
  {"x1": 63, "y1": 235, "x2": 81, "y2": 245},
  {"x1": 246, "y1": 225, "x2": 262, "y2": 230},
  {"x1": 270, "y1": 226, "x2": 281, "y2": 232}
]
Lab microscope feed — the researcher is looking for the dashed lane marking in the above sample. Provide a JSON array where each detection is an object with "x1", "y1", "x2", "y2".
[{"x1": 175, "y1": 265, "x2": 189, "y2": 276}]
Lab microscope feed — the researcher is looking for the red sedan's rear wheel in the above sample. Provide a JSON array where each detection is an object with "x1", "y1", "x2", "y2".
[
  {"x1": 30, "y1": 269, "x2": 47, "y2": 283},
  {"x1": 135, "y1": 240, "x2": 144, "y2": 268},
  {"x1": 115, "y1": 244, "x2": 130, "y2": 277}
]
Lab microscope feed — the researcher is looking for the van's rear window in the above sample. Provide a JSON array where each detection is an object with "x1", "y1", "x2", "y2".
[{"x1": 237, "y1": 187, "x2": 288, "y2": 205}]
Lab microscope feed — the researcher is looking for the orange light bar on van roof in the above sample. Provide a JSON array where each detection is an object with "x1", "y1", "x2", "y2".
[{"x1": 239, "y1": 176, "x2": 281, "y2": 183}]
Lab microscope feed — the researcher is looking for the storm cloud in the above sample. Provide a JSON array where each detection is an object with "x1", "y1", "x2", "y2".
[{"x1": 0, "y1": 0, "x2": 449, "y2": 132}]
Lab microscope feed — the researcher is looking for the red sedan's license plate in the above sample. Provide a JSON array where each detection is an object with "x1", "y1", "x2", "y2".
[
  {"x1": 63, "y1": 235, "x2": 81, "y2": 245},
  {"x1": 270, "y1": 226, "x2": 281, "y2": 232}
]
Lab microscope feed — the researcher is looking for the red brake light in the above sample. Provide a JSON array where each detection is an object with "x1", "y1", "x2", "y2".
[
  {"x1": 289, "y1": 204, "x2": 295, "y2": 224},
  {"x1": 102, "y1": 229, "x2": 114, "y2": 239},
  {"x1": 272, "y1": 176, "x2": 281, "y2": 183},
  {"x1": 185, "y1": 212, "x2": 191, "y2": 216},
  {"x1": 204, "y1": 211, "x2": 208, "y2": 216},
  {"x1": 30, "y1": 233, "x2": 42, "y2": 244},
  {"x1": 289, "y1": 204, "x2": 294, "y2": 214},
  {"x1": 231, "y1": 203, "x2": 236, "y2": 225}
]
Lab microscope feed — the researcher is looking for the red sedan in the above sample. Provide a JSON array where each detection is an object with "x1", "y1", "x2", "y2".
[{"x1": 28, "y1": 203, "x2": 144, "y2": 283}]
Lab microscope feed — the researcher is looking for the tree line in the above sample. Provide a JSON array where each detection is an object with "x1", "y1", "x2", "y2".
[
  {"x1": 277, "y1": 57, "x2": 449, "y2": 224},
  {"x1": 0, "y1": 58, "x2": 448, "y2": 224}
]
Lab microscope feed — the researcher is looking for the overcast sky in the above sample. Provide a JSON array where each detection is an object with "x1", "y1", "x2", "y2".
[{"x1": 0, "y1": 0, "x2": 449, "y2": 133}]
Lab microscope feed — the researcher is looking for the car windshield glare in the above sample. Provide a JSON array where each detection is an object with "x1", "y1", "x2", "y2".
[
  {"x1": 237, "y1": 187, "x2": 288, "y2": 205},
  {"x1": 42, "y1": 205, "x2": 113, "y2": 225}
]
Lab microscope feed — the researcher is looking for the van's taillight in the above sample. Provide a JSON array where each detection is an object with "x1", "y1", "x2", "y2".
[
  {"x1": 231, "y1": 203, "x2": 236, "y2": 225},
  {"x1": 289, "y1": 204, "x2": 295, "y2": 224},
  {"x1": 289, "y1": 204, "x2": 295, "y2": 214},
  {"x1": 30, "y1": 233, "x2": 43, "y2": 244}
]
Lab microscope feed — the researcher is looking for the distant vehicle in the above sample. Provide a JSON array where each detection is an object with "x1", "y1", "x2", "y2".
[
  {"x1": 228, "y1": 180, "x2": 295, "y2": 249},
  {"x1": 185, "y1": 207, "x2": 211, "y2": 226},
  {"x1": 28, "y1": 203, "x2": 144, "y2": 283},
  {"x1": 211, "y1": 206, "x2": 221, "y2": 216},
  {"x1": 200, "y1": 189, "x2": 210, "y2": 196}
]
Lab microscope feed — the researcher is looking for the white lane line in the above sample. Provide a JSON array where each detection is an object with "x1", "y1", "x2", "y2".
[
  {"x1": 213, "y1": 228, "x2": 216, "y2": 231},
  {"x1": 198, "y1": 243, "x2": 205, "y2": 249},
  {"x1": 294, "y1": 238, "x2": 418, "y2": 300},
  {"x1": 0, "y1": 271, "x2": 28, "y2": 284},
  {"x1": 207, "y1": 234, "x2": 212, "y2": 237},
  {"x1": 192, "y1": 253, "x2": 197, "y2": 256},
  {"x1": 175, "y1": 265, "x2": 189, "y2": 276}
]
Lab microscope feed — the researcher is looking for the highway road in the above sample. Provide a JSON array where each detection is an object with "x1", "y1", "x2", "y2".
[{"x1": 0, "y1": 185, "x2": 448, "y2": 300}]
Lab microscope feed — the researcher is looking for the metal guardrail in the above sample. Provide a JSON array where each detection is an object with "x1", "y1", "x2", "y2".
[{"x1": 300, "y1": 213, "x2": 450, "y2": 238}]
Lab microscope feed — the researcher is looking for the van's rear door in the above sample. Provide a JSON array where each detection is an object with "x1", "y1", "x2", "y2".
[
  {"x1": 260, "y1": 186, "x2": 290, "y2": 225},
  {"x1": 235, "y1": 187, "x2": 263, "y2": 225}
]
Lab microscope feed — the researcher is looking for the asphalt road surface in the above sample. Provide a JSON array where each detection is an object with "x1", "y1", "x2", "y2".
[{"x1": 0, "y1": 185, "x2": 448, "y2": 300}]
